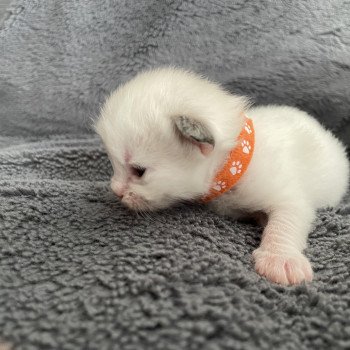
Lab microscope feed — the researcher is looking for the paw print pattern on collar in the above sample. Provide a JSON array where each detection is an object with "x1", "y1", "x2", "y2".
[{"x1": 202, "y1": 117, "x2": 255, "y2": 202}]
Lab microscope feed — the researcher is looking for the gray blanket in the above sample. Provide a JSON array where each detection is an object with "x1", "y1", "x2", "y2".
[{"x1": 1, "y1": 1, "x2": 350, "y2": 349}]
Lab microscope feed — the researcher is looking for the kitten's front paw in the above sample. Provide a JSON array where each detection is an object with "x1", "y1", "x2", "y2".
[{"x1": 253, "y1": 248, "x2": 313, "y2": 285}]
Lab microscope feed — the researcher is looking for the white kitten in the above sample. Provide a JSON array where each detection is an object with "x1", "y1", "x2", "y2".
[{"x1": 95, "y1": 67, "x2": 349, "y2": 285}]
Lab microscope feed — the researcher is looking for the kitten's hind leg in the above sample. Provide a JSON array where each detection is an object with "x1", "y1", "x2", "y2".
[{"x1": 253, "y1": 201, "x2": 314, "y2": 285}]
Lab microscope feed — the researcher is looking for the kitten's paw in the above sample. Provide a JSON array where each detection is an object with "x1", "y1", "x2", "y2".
[{"x1": 253, "y1": 248, "x2": 313, "y2": 285}]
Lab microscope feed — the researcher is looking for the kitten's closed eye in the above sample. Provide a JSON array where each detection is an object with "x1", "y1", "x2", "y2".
[{"x1": 131, "y1": 165, "x2": 146, "y2": 178}]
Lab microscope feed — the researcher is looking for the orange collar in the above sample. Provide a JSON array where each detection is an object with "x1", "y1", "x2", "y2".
[{"x1": 202, "y1": 117, "x2": 255, "y2": 202}]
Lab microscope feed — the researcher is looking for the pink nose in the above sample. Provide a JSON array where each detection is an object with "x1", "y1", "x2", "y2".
[
  {"x1": 114, "y1": 187, "x2": 125, "y2": 198},
  {"x1": 111, "y1": 180, "x2": 126, "y2": 198}
]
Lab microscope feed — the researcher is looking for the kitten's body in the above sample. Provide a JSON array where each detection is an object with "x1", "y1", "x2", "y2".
[
  {"x1": 212, "y1": 105, "x2": 348, "y2": 215},
  {"x1": 96, "y1": 68, "x2": 349, "y2": 285}
]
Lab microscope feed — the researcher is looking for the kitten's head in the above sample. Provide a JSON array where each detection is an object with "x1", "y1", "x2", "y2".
[{"x1": 95, "y1": 67, "x2": 248, "y2": 211}]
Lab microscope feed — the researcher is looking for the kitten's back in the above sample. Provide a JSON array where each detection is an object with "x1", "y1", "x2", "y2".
[{"x1": 249, "y1": 105, "x2": 349, "y2": 208}]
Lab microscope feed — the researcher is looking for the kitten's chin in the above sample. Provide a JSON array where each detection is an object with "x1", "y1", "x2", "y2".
[
  {"x1": 120, "y1": 191, "x2": 178, "y2": 212},
  {"x1": 122, "y1": 201, "x2": 165, "y2": 212},
  {"x1": 120, "y1": 192, "x2": 162, "y2": 212}
]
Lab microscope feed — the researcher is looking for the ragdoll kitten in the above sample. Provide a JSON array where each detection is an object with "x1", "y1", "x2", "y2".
[{"x1": 95, "y1": 67, "x2": 349, "y2": 285}]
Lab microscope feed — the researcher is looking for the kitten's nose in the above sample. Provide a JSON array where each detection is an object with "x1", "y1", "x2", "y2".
[
  {"x1": 111, "y1": 180, "x2": 126, "y2": 198},
  {"x1": 114, "y1": 188, "x2": 125, "y2": 198}
]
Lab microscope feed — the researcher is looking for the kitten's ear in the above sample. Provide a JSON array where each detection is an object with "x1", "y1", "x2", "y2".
[{"x1": 174, "y1": 116, "x2": 214, "y2": 156}]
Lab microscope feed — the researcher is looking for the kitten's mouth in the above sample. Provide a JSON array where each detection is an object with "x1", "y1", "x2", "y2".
[{"x1": 121, "y1": 191, "x2": 151, "y2": 211}]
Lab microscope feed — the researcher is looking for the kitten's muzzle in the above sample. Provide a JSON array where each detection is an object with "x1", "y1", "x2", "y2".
[
  {"x1": 111, "y1": 178, "x2": 127, "y2": 198},
  {"x1": 121, "y1": 191, "x2": 148, "y2": 211},
  {"x1": 110, "y1": 178, "x2": 149, "y2": 210}
]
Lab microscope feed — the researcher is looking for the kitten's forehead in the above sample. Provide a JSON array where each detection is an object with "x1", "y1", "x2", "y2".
[
  {"x1": 106, "y1": 117, "x2": 179, "y2": 164},
  {"x1": 98, "y1": 95, "x2": 175, "y2": 156}
]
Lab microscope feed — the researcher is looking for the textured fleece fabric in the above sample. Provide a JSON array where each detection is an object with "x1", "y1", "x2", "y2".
[{"x1": 0, "y1": 1, "x2": 350, "y2": 350}]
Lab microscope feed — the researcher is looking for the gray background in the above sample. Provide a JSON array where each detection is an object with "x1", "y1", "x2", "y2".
[
  {"x1": 0, "y1": 0, "x2": 11, "y2": 21},
  {"x1": 1, "y1": 1, "x2": 350, "y2": 350},
  {"x1": 1, "y1": 0, "x2": 350, "y2": 143}
]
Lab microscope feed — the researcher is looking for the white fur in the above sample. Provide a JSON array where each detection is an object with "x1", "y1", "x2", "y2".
[{"x1": 95, "y1": 67, "x2": 349, "y2": 285}]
